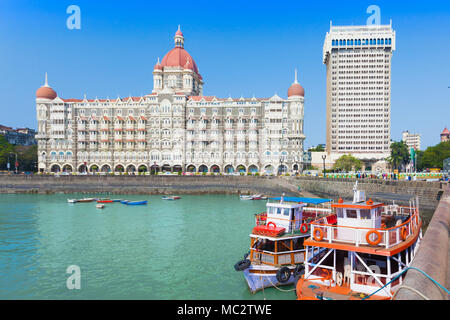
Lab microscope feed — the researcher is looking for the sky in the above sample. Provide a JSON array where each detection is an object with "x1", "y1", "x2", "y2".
[{"x1": 0, "y1": 0, "x2": 449, "y2": 149}]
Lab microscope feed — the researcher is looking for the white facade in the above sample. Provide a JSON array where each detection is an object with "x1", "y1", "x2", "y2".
[
  {"x1": 402, "y1": 131, "x2": 421, "y2": 151},
  {"x1": 35, "y1": 28, "x2": 306, "y2": 175},
  {"x1": 323, "y1": 22, "x2": 395, "y2": 164}
]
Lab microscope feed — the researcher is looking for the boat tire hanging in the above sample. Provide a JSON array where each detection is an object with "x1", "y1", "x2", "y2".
[
  {"x1": 276, "y1": 267, "x2": 291, "y2": 283},
  {"x1": 234, "y1": 259, "x2": 251, "y2": 271}
]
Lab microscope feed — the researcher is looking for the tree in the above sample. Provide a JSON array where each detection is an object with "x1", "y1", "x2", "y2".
[
  {"x1": 333, "y1": 154, "x2": 363, "y2": 172},
  {"x1": 419, "y1": 141, "x2": 450, "y2": 169},
  {"x1": 0, "y1": 135, "x2": 16, "y2": 170},
  {"x1": 387, "y1": 141, "x2": 409, "y2": 171},
  {"x1": 15, "y1": 145, "x2": 38, "y2": 172}
]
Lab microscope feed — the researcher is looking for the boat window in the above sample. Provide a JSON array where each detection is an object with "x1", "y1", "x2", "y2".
[
  {"x1": 268, "y1": 207, "x2": 274, "y2": 215},
  {"x1": 346, "y1": 210, "x2": 357, "y2": 219},
  {"x1": 337, "y1": 208, "x2": 344, "y2": 218},
  {"x1": 360, "y1": 209, "x2": 371, "y2": 220},
  {"x1": 283, "y1": 208, "x2": 290, "y2": 216},
  {"x1": 277, "y1": 207, "x2": 282, "y2": 215}
]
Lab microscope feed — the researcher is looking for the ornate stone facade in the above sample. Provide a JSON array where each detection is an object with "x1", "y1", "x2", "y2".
[{"x1": 36, "y1": 28, "x2": 306, "y2": 174}]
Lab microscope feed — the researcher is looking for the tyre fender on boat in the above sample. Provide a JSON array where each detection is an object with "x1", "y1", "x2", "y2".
[
  {"x1": 276, "y1": 267, "x2": 291, "y2": 284},
  {"x1": 293, "y1": 264, "x2": 305, "y2": 278},
  {"x1": 234, "y1": 259, "x2": 251, "y2": 271}
]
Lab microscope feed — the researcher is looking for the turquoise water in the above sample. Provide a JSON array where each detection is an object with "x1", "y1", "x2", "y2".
[{"x1": 0, "y1": 194, "x2": 296, "y2": 300}]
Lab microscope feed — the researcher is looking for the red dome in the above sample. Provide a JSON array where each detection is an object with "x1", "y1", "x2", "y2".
[
  {"x1": 288, "y1": 83, "x2": 304, "y2": 97},
  {"x1": 154, "y1": 63, "x2": 163, "y2": 71},
  {"x1": 441, "y1": 127, "x2": 450, "y2": 135},
  {"x1": 175, "y1": 29, "x2": 183, "y2": 37},
  {"x1": 161, "y1": 47, "x2": 199, "y2": 74},
  {"x1": 36, "y1": 86, "x2": 57, "y2": 100}
]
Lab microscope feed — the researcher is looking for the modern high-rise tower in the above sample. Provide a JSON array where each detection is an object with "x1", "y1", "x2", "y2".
[{"x1": 323, "y1": 22, "x2": 395, "y2": 169}]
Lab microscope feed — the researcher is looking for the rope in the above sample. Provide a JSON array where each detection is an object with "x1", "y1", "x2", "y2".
[
  {"x1": 260, "y1": 275, "x2": 266, "y2": 300},
  {"x1": 361, "y1": 266, "x2": 449, "y2": 300},
  {"x1": 266, "y1": 276, "x2": 296, "y2": 292},
  {"x1": 392, "y1": 285, "x2": 430, "y2": 300}
]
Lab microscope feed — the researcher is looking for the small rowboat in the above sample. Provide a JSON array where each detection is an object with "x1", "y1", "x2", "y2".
[
  {"x1": 97, "y1": 200, "x2": 113, "y2": 203},
  {"x1": 120, "y1": 200, "x2": 129, "y2": 204},
  {"x1": 67, "y1": 199, "x2": 77, "y2": 203},
  {"x1": 77, "y1": 198, "x2": 95, "y2": 203},
  {"x1": 240, "y1": 195, "x2": 253, "y2": 200},
  {"x1": 96, "y1": 204, "x2": 105, "y2": 209},
  {"x1": 162, "y1": 196, "x2": 181, "y2": 200},
  {"x1": 125, "y1": 200, "x2": 148, "y2": 205}
]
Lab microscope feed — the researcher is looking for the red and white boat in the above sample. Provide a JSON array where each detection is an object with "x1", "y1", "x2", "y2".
[
  {"x1": 296, "y1": 182, "x2": 422, "y2": 300},
  {"x1": 234, "y1": 195, "x2": 333, "y2": 293}
]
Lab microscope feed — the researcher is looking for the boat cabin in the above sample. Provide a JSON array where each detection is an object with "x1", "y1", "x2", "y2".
[{"x1": 265, "y1": 200, "x2": 306, "y2": 233}]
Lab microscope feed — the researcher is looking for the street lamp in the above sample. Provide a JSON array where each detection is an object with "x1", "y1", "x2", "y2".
[
  {"x1": 322, "y1": 154, "x2": 327, "y2": 177},
  {"x1": 8, "y1": 153, "x2": 18, "y2": 174}
]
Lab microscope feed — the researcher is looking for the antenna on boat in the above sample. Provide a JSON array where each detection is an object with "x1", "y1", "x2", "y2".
[{"x1": 280, "y1": 193, "x2": 285, "y2": 204}]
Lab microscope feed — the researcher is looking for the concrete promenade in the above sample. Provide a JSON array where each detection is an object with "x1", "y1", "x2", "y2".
[
  {"x1": 1, "y1": 174, "x2": 448, "y2": 299},
  {"x1": 395, "y1": 183, "x2": 450, "y2": 300}
]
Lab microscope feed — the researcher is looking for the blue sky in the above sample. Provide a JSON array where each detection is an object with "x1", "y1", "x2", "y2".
[{"x1": 0, "y1": 0, "x2": 449, "y2": 149}]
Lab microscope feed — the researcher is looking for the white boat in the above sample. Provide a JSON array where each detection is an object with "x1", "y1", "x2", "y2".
[
  {"x1": 67, "y1": 199, "x2": 77, "y2": 203},
  {"x1": 96, "y1": 204, "x2": 105, "y2": 209},
  {"x1": 162, "y1": 196, "x2": 181, "y2": 200},
  {"x1": 296, "y1": 182, "x2": 423, "y2": 300},
  {"x1": 235, "y1": 196, "x2": 334, "y2": 293},
  {"x1": 240, "y1": 195, "x2": 253, "y2": 200}
]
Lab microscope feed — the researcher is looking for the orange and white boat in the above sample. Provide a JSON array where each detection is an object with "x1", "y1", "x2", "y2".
[
  {"x1": 234, "y1": 195, "x2": 333, "y2": 293},
  {"x1": 296, "y1": 182, "x2": 423, "y2": 300}
]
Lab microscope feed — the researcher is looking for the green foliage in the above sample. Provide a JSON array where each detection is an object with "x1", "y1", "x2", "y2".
[
  {"x1": 419, "y1": 141, "x2": 450, "y2": 169},
  {"x1": 387, "y1": 141, "x2": 410, "y2": 170},
  {"x1": 308, "y1": 145, "x2": 325, "y2": 152},
  {"x1": 333, "y1": 154, "x2": 363, "y2": 172},
  {"x1": 0, "y1": 135, "x2": 16, "y2": 170},
  {"x1": 0, "y1": 135, "x2": 38, "y2": 171}
]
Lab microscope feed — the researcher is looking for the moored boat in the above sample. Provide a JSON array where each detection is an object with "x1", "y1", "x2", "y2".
[
  {"x1": 234, "y1": 195, "x2": 333, "y2": 293},
  {"x1": 96, "y1": 204, "x2": 105, "y2": 209},
  {"x1": 162, "y1": 196, "x2": 181, "y2": 200},
  {"x1": 240, "y1": 195, "x2": 253, "y2": 200},
  {"x1": 120, "y1": 200, "x2": 129, "y2": 204},
  {"x1": 296, "y1": 182, "x2": 423, "y2": 300},
  {"x1": 76, "y1": 198, "x2": 95, "y2": 203},
  {"x1": 125, "y1": 200, "x2": 148, "y2": 205},
  {"x1": 97, "y1": 200, "x2": 113, "y2": 203}
]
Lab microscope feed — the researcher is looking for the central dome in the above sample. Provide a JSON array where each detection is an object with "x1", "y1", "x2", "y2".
[{"x1": 160, "y1": 47, "x2": 199, "y2": 74}]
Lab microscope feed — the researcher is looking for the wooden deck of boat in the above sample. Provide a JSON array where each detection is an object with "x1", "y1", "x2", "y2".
[{"x1": 298, "y1": 280, "x2": 388, "y2": 300}]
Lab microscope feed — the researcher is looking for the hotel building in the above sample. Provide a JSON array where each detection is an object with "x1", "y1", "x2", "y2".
[
  {"x1": 323, "y1": 22, "x2": 395, "y2": 169},
  {"x1": 35, "y1": 27, "x2": 306, "y2": 174},
  {"x1": 402, "y1": 131, "x2": 421, "y2": 151}
]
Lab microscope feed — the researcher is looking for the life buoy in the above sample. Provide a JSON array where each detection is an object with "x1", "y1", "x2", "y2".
[
  {"x1": 401, "y1": 226, "x2": 408, "y2": 240},
  {"x1": 267, "y1": 222, "x2": 276, "y2": 228},
  {"x1": 313, "y1": 228, "x2": 323, "y2": 242},
  {"x1": 300, "y1": 223, "x2": 308, "y2": 234},
  {"x1": 366, "y1": 229, "x2": 381, "y2": 246}
]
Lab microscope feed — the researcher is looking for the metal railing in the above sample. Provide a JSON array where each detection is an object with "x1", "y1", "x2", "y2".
[{"x1": 310, "y1": 207, "x2": 421, "y2": 249}]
